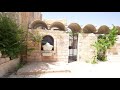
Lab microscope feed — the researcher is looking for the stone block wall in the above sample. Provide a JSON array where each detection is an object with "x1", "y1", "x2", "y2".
[
  {"x1": 78, "y1": 33, "x2": 97, "y2": 63},
  {"x1": 27, "y1": 29, "x2": 120, "y2": 63},
  {"x1": 56, "y1": 32, "x2": 69, "y2": 63},
  {"x1": 27, "y1": 29, "x2": 69, "y2": 63},
  {"x1": 0, "y1": 58, "x2": 20, "y2": 77},
  {"x1": 77, "y1": 34, "x2": 120, "y2": 62}
]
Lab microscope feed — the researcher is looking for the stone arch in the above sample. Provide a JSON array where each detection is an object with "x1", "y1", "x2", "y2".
[
  {"x1": 97, "y1": 25, "x2": 110, "y2": 34},
  {"x1": 30, "y1": 20, "x2": 48, "y2": 29},
  {"x1": 41, "y1": 35, "x2": 54, "y2": 50},
  {"x1": 68, "y1": 23, "x2": 81, "y2": 62},
  {"x1": 83, "y1": 24, "x2": 97, "y2": 33},
  {"x1": 68, "y1": 23, "x2": 81, "y2": 33},
  {"x1": 50, "y1": 22, "x2": 65, "y2": 31}
]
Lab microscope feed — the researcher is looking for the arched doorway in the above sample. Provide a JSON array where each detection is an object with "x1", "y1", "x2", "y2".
[{"x1": 68, "y1": 23, "x2": 81, "y2": 63}]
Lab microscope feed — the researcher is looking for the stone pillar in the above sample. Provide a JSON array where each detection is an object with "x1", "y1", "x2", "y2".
[
  {"x1": 56, "y1": 32, "x2": 69, "y2": 63},
  {"x1": 78, "y1": 33, "x2": 97, "y2": 63},
  {"x1": 77, "y1": 33, "x2": 82, "y2": 62}
]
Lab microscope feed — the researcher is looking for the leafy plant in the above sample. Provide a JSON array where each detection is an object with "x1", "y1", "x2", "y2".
[
  {"x1": 91, "y1": 54, "x2": 98, "y2": 64},
  {"x1": 93, "y1": 25, "x2": 118, "y2": 61},
  {"x1": 28, "y1": 30, "x2": 43, "y2": 46},
  {"x1": 0, "y1": 13, "x2": 26, "y2": 60}
]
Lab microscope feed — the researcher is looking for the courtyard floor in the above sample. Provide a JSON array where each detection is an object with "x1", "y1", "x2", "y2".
[{"x1": 4, "y1": 55, "x2": 120, "y2": 78}]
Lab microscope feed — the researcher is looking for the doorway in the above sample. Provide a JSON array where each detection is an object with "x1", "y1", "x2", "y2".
[{"x1": 68, "y1": 33, "x2": 78, "y2": 63}]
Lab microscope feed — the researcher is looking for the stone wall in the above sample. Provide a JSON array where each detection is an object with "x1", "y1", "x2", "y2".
[
  {"x1": 26, "y1": 29, "x2": 120, "y2": 63},
  {"x1": 56, "y1": 31, "x2": 69, "y2": 63},
  {"x1": 27, "y1": 29, "x2": 69, "y2": 63},
  {"x1": 0, "y1": 58, "x2": 20, "y2": 77},
  {"x1": 1, "y1": 12, "x2": 42, "y2": 30},
  {"x1": 78, "y1": 33, "x2": 97, "y2": 63},
  {"x1": 78, "y1": 34, "x2": 120, "y2": 62}
]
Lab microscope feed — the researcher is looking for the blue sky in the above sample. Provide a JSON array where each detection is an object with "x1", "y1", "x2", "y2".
[{"x1": 42, "y1": 12, "x2": 120, "y2": 28}]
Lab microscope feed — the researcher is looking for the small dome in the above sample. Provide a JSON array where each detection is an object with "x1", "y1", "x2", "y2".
[
  {"x1": 30, "y1": 20, "x2": 48, "y2": 29},
  {"x1": 97, "y1": 25, "x2": 110, "y2": 34},
  {"x1": 50, "y1": 22, "x2": 65, "y2": 31},
  {"x1": 83, "y1": 24, "x2": 96, "y2": 33},
  {"x1": 68, "y1": 23, "x2": 81, "y2": 33}
]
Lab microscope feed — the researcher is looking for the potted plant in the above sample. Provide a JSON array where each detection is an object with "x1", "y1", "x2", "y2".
[{"x1": 29, "y1": 31, "x2": 43, "y2": 47}]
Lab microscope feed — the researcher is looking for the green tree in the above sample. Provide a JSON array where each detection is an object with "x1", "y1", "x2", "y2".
[
  {"x1": 0, "y1": 13, "x2": 26, "y2": 60},
  {"x1": 93, "y1": 25, "x2": 118, "y2": 61}
]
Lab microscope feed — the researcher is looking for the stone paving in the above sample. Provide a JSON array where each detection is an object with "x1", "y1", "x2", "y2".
[
  {"x1": 5, "y1": 55, "x2": 120, "y2": 78},
  {"x1": 17, "y1": 61, "x2": 70, "y2": 75},
  {"x1": 8, "y1": 61, "x2": 71, "y2": 78}
]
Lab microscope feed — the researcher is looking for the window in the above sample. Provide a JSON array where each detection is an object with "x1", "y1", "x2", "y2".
[{"x1": 41, "y1": 35, "x2": 54, "y2": 50}]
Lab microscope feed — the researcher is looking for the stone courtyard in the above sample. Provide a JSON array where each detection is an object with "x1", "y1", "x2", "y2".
[
  {"x1": 1, "y1": 12, "x2": 120, "y2": 78},
  {"x1": 2, "y1": 55, "x2": 120, "y2": 78}
]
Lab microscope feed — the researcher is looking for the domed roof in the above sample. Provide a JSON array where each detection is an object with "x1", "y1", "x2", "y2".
[
  {"x1": 30, "y1": 20, "x2": 48, "y2": 29},
  {"x1": 83, "y1": 24, "x2": 96, "y2": 33},
  {"x1": 50, "y1": 22, "x2": 65, "y2": 31},
  {"x1": 68, "y1": 23, "x2": 81, "y2": 33},
  {"x1": 97, "y1": 25, "x2": 110, "y2": 34}
]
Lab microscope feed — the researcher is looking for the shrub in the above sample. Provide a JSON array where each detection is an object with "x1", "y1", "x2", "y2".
[
  {"x1": 93, "y1": 25, "x2": 118, "y2": 61},
  {"x1": 0, "y1": 13, "x2": 26, "y2": 60}
]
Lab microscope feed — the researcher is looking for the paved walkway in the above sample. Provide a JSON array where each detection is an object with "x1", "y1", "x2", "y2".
[
  {"x1": 8, "y1": 61, "x2": 71, "y2": 78},
  {"x1": 6, "y1": 55, "x2": 120, "y2": 78}
]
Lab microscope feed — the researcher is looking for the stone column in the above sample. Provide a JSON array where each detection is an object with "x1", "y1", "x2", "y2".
[{"x1": 78, "y1": 33, "x2": 97, "y2": 63}]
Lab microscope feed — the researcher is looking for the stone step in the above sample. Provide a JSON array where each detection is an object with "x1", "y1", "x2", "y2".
[
  {"x1": 8, "y1": 74, "x2": 41, "y2": 78},
  {"x1": 17, "y1": 62, "x2": 70, "y2": 75},
  {"x1": 17, "y1": 69, "x2": 70, "y2": 75},
  {"x1": 9, "y1": 71, "x2": 71, "y2": 78}
]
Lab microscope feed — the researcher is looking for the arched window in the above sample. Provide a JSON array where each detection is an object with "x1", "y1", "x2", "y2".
[{"x1": 41, "y1": 35, "x2": 54, "y2": 50}]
